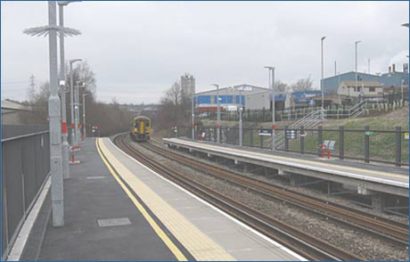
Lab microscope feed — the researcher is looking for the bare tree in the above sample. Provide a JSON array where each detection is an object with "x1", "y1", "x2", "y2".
[
  {"x1": 274, "y1": 81, "x2": 290, "y2": 93},
  {"x1": 162, "y1": 82, "x2": 181, "y2": 105},
  {"x1": 157, "y1": 80, "x2": 192, "y2": 131},
  {"x1": 290, "y1": 76, "x2": 313, "y2": 92}
]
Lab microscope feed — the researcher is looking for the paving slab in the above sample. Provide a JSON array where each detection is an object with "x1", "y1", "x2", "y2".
[{"x1": 37, "y1": 138, "x2": 182, "y2": 261}]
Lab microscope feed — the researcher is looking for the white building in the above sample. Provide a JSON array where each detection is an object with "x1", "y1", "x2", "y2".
[{"x1": 337, "y1": 81, "x2": 384, "y2": 98}]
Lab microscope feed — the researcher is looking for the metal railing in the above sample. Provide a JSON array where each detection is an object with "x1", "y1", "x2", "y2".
[
  {"x1": 176, "y1": 125, "x2": 408, "y2": 167},
  {"x1": 1, "y1": 128, "x2": 50, "y2": 259}
]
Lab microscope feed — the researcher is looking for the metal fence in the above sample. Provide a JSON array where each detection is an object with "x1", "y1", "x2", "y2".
[
  {"x1": 1, "y1": 126, "x2": 50, "y2": 259},
  {"x1": 197, "y1": 98, "x2": 407, "y2": 123},
  {"x1": 174, "y1": 125, "x2": 408, "y2": 167}
]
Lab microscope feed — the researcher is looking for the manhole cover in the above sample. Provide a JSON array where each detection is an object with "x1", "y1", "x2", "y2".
[{"x1": 97, "y1": 217, "x2": 131, "y2": 227}]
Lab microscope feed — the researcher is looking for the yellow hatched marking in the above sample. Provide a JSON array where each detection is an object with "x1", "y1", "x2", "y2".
[
  {"x1": 98, "y1": 138, "x2": 235, "y2": 261},
  {"x1": 95, "y1": 139, "x2": 187, "y2": 261}
]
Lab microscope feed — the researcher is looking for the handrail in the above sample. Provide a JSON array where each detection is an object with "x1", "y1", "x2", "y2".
[{"x1": 1, "y1": 130, "x2": 49, "y2": 143}]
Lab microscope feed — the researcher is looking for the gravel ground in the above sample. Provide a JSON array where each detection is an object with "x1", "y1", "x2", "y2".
[{"x1": 130, "y1": 140, "x2": 408, "y2": 260}]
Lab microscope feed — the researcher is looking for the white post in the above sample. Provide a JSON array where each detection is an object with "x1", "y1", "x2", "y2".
[
  {"x1": 355, "y1": 40, "x2": 361, "y2": 103},
  {"x1": 321, "y1": 36, "x2": 326, "y2": 115},
  {"x1": 191, "y1": 95, "x2": 195, "y2": 140},
  {"x1": 401, "y1": 79, "x2": 405, "y2": 105},
  {"x1": 74, "y1": 81, "x2": 80, "y2": 145},
  {"x1": 82, "y1": 93, "x2": 87, "y2": 140},
  {"x1": 48, "y1": 1, "x2": 64, "y2": 227},
  {"x1": 239, "y1": 90, "x2": 243, "y2": 146},
  {"x1": 216, "y1": 84, "x2": 221, "y2": 143},
  {"x1": 58, "y1": 4, "x2": 69, "y2": 180},
  {"x1": 271, "y1": 68, "x2": 275, "y2": 151},
  {"x1": 69, "y1": 62, "x2": 75, "y2": 145}
]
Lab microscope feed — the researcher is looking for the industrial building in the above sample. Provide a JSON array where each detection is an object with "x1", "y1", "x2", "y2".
[
  {"x1": 194, "y1": 84, "x2": 321, "y2": 112},
  {"x1": 321, "y1": 64, "x2": 409, "y2": 104},
  {"x1": 194, "y1": 84, "x2": 288, "y2": 112}
]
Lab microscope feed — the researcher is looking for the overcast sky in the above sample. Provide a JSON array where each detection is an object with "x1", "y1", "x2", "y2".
[{"x1": 1, "y1": 1, "x2": 409, "y2": 104}]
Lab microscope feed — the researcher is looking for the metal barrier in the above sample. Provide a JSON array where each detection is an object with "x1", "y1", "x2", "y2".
[
  {"x1": 1, "y1": 129, "x2": 50, "y2": 259},
  {"x1": 179, "y1": 125, "x2": 408, "y2": 167}
]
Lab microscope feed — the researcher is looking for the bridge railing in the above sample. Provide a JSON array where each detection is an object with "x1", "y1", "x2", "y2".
[{"x1": 1, "y1": 126, "x2": 50, "y2": 260}]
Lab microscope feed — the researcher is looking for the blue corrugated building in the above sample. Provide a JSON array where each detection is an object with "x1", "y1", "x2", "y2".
[
  {"x1": 322, "y1": 64, "x2": 409, "y2": 97},
  {"x1": 379, "y1": 72, "x2": 409, "y2": 88},
  {"x1": 321, "y1": 72, "x2": 380, "y2": 95}
]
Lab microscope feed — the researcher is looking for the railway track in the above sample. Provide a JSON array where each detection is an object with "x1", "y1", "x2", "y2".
[
  {"x1": 114, "y1": 134, "x2": 364, "y2": 261},
  {"x1": 144, "y1": 137, "x2": 409, "y2": 247}
]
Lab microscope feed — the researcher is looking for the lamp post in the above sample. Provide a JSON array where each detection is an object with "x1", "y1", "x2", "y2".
[
  {"x1": 212, "y1": 84, "x2": 221, "y2": 143},
  {"x1": 58, "y1": 1, "x2": 81, "y2": 179},
  {"x1": 321, "y1": 36, "x2": 326, "y2": 114},
  {"x1": 265, "y1": 66, "x2": 275, "y2": 151},
  {"x1": 82, "y1": 92, "x2": 89, "y2": 140},
  {"x1": 238, "y1": 87, "x2": 243, "y2": 146},
  {"x1": 47, "y1": 2, "x2": 63, "y2": 227},
  {"x1": 69, "y1": 59, "x2": 82, "y2": 146},
  {"x1": 355, "y1": 40, "x2": 361, "y2": 103},
  {"x1": 23, "y1": 2, "x2": 81, "y2": 227},
  {"x1": 191, "y1": 95, "x2": 195, "y2": 140},
  {"x1": 402, "y1": 23, "x2": 409, "y2": 105},
  {"x1": 74, "y1": 81, "x2": 84, "y2": 146}
]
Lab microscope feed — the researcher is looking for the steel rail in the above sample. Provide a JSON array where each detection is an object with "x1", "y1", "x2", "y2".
[
  {"x1": 114, "y1": 134, "x2": 363, "y2": 261},
  {"x1": 142, "y1": 139, "x2": 408, "y2": 246}
]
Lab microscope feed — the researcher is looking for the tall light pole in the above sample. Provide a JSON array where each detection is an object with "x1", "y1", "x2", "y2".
[
  {"x1": 74, "y1": 81, "x2": 84, "y2": 146},
  {"x1": 82, "y1": 92, "x2": 89, "y2": 140},
  {"x1": 212, "y1": 84, "x2": 221, "y2": 143},
  {"x1": 238, "y1": 88, "x2": 243, "y2": 146},
  {"x1": 265, "y1": 66, "x2": 275, "y2": 151},
  {"x1": 47, "y1": 1, "x2": 63, "y2": 227},
  {"x1": 321, "y1": 36, "x2": 326, "y2": 113},
  {"x1": 24, "y1": 2, "x2": 63, "y2": 227},
  {"x1": 191, "y1": 95, "x2": 195, "y2": 140},
  {"x1": 402, "y1": 23, "x2": 409, "y2": 104},
  {"x1": 23, "y1": 2, "x2": 80, "y2": 227},
  {"x1": 355, "y1": 40, "x2": 361, "y2": 102},
  {"x1": 69, "y1": 59, "x2": 82, "y2": 146},
  {"x1": 58, "y1": 1, "x2": 81, "y2": 179},
  {"x1": 368, "y1": 58, "x2": 370, "y2": 74}
]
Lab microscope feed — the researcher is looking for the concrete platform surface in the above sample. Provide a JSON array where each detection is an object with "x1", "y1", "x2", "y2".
[
  {"x1": 163, "y1": 138, "x2": 408, "y2": 189},
  {"x1": 98, "y1": 137, "x2": 304, "y2": 261},
  {"x1": 36, "y1": 138, "x2": 183, "y2": 260}
]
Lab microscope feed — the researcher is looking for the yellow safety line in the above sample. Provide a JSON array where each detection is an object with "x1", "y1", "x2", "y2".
[
  {"x1": 95, "y1": 139, "x2": 187, "y2": 261},
  {"x1": 98, "y1": 138, "x2": 235, "y2": 261}
]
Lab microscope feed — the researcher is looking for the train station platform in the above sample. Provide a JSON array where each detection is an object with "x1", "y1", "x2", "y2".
[
  {"x1": 16, "y1": 137, "x2": 304, "y2": 261},
  {"x1": 163, "y1": 138, "x2": 409, "y2": 198}
]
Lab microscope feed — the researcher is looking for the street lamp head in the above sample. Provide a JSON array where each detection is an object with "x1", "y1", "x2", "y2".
[
  {"x1": 264, "y1": 66, "x2": 275, "y2": 70},
  {"x1": 321, "y1": 36, "x2": 326, "y2": 41},
  {"x1": 355, "y1": 40, "x2": 361, "y2": 45},
  {"x1": 211, "y1": 83, "x2": 219, "y2": 88},
  {"x1": 402, "y1": 23, "x2": 409, "y2": 27},
  {"x1": 58, "y1": 1, "x2": 81, "y2": 6},
  {"x1": 23, "y1": 26, "x2": 81, "y2": 37},
  {"x1": 69, "y1": 58, "x2": 82, "y2": 64}
]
